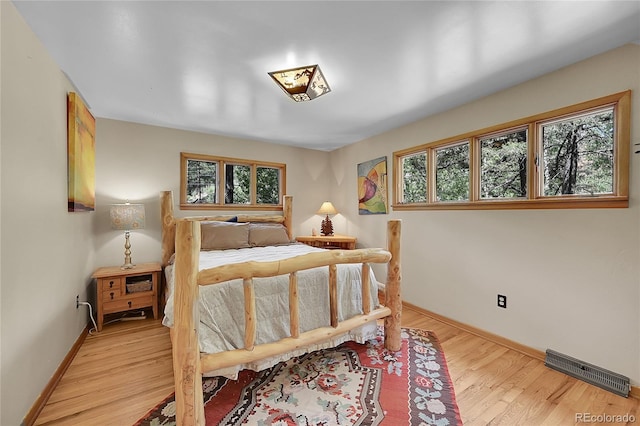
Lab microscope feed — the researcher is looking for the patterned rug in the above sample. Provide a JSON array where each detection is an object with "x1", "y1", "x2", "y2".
[{"x1": 136, "y1": 327, "x2": 462, "y2": 425}]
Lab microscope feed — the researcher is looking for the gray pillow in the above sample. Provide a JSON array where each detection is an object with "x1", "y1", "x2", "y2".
[
  {"x1": 248, "y1": 223, "x2": 291, "y2": 247},
  {"x1": 200, "y1": 221, "x2": 250, "y2": 250}
]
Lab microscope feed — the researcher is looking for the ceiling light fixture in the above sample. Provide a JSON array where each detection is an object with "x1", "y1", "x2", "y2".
[{"x1": 268, "y1": 64, "x2": 331, "y2": 102}]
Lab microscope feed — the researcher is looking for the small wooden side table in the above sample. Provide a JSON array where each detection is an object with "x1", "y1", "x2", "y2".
[
  {"x1": 296, "y1": 234, "x2": 357, "y2": 250},
  {"x1": 92, "y1": 262, "x2": 161, "y2": 331}
]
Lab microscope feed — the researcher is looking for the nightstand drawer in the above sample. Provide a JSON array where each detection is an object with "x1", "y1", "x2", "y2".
[
  {"x1": 103, "y1": 294, "x2": 154, "y2": 314},
  {"x1": 100, "y1": 277, "x2": 123, "y2": 293},
  {"x1": 102, "y1": 289, "x2": 120, "y2": 302}
]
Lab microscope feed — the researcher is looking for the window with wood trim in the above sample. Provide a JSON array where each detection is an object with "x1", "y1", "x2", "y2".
[
  {"x1": 435, "y1": 141, "x2": 470, "y2": 202},
  {"x1": 180, "y1": 152, "x2": 286, "y2": 210},
  {"x1": 394, "y1": 91, "x2": 630, "y2": 210},
  {"x1": 400, "y1": 152, "x2": 427, "y2": 203},
  {"x1": 480, "y1": 128, "x2": 528, "y2": 200},
  {"x1": 540, "y1": 106, "x2": 614, "y2": 197}
]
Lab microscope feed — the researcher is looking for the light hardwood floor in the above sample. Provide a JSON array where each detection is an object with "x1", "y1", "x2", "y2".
[{"x1": 35, "y1": 305, "x2": 638, "y2": 425}]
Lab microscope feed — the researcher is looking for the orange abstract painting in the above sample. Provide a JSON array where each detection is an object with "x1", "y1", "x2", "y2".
[{"x1": 67, "y1": 92, "x2": 95, "y2": 212}]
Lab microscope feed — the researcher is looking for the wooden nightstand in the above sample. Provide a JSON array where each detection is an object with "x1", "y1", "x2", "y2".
[
  {"x1": 92, "y1": 262, "x2": 161, "y2": 331},
  {"x1": 296, "y1": 234, "x2": 357, "y2": 250}
]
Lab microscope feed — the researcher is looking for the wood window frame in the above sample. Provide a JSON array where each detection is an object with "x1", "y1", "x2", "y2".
[
  {"x1": 180, "y1": 152, "x2": 286, "y2": 210},
  {"x1": 393, "y1": 91, "x2": 630, "y2": 211}
]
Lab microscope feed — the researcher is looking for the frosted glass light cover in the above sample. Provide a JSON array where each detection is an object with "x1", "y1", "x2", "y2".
[{"x1": 268, "y1": 64, "x2": 331, "y2": 102}]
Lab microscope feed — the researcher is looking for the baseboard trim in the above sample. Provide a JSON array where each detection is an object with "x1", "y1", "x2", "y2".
[
  {"x1": 402, "y1": 300, "x2": 546, "y2": 361},
  {"x1": 22, "y1": 325, "x2": 90, "y2": 426},
  {"x1": 401, "y1": 300, "x2": 640, "y2": 399}
]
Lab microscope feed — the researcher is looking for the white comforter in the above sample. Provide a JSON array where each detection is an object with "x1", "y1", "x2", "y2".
[{"x1": 163, "y1": 243, "x2": 380, "y2": 377}]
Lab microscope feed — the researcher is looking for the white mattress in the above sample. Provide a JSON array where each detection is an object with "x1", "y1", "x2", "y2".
[{"x1": 163, "y1": 243, "x2": 381, "y2": 377}]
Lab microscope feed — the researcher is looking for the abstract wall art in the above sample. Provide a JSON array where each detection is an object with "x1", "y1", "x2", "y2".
[
  {"x1": 357, "y1": 156, "x2": 388, "y2": 215},
  {"x1": 67, "y1": 92, "x2": 95, "y2": 212}
]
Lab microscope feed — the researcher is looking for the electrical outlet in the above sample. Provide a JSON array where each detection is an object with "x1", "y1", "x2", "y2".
[
  {"x1": 497, "y1": 294, "x2": 507, "y2": 309},
  {"x1": 76, "y1": 295, "x2": 80, "y2": 309}
]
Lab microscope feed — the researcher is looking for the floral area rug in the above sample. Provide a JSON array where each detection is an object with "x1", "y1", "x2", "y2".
[{"x1": 136, "y1": 327, "x2": 462, "y2": 425}]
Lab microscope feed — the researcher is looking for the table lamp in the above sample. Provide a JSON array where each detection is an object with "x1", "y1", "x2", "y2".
[
  {"x1": 110, "y1": 203, "x2": 145, "y2": 269},
  {"x1": 317, "y1": 201, "x2": 337, "y2": 236}
]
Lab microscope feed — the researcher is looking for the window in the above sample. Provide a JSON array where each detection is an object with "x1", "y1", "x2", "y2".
[
  {"x1": 393, "y1": 91, "x2": 630, "y2": 210},
  {"x1": 224, "y1": 163, "x2": 250, "y2": 204},
  {"x1": 400, "y1": 152, "x2": 427, "y2": 203},
  {"x1": 256, "y1": 166, "x2": 281, "y2": 204},
  {"x1": 436, "y1": 142, "x2": 470, "y2": 202},
  {"x1": 480, "y1": 128, "x2": 528, "y2": 200},
  {"x1": 185, "y1": 158, "x2": 216, "y2": 204},
  {"x1": 540, "y1": 107, "x2": 614, "y2": 197},
  {"x1": 181, "y1": 152, "x2": 286, "y2": 210}
]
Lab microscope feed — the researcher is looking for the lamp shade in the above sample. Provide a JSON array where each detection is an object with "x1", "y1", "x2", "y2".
[
  {"x1": 317, "y1": 201, "x2": 337, "y2": 216},
  {"x1": 110, "y1": 204, "x2": 145, "y2": 230},
  {"x1": 268, "y1": 64, "x2": 331, "y2": 102}
]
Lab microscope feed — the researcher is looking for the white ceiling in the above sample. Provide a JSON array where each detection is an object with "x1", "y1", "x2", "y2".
[{"x1": 12, "y1": 1, "x2": 640, "y2": 151}]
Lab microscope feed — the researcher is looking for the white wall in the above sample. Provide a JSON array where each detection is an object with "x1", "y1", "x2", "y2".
[
  {"x1": 0, "y1": 2, "x2": 97, "y2": 424},
  {"x1": 331, "y1": 44, "x2": 640, "y2": 386},
  {"x1": 93, "y1": 119, "x2": 332, "y2": 268}
]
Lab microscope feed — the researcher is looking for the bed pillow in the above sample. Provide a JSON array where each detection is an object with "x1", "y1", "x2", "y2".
[
  {"x1": 201, "y1": 221, "x2": 250, "y2": 250},
  {"x1": 248, "y1": 223, "x2": 292, "y2": 247}
]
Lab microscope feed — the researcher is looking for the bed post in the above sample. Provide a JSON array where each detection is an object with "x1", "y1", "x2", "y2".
[
  {"x1": 384, "y1": 219, "x2": 402, "y2": 351},
  {"x1": 283, "y1": 195, "x2": 293, "y2": 240},
  {"x1": 160, "y1": 191, "x2": 176, "y2": 267},
  {"x1": 173, "y1": 220, "x2": 204, "y2": 426}
]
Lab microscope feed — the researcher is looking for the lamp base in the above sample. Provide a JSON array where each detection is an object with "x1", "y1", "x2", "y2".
[
  {"x1": 320, "y1": 216, "x2": 334, "y2": 236},
  {"x1": 121, "y1": 231, "x2": 136, "y2": 269}
]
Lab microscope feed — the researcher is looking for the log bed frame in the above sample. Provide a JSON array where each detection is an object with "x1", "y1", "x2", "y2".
[{"x1": 160, "y1": 190, "x2": 402, "y2": 425}]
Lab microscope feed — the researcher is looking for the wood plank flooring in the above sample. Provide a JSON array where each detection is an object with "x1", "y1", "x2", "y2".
[
  {"x1": 35, "y1": 306, "x2": 638, "y2": 425},
  {"x1": 34, "y1": 319, "x2": 174, "y2": 425}
]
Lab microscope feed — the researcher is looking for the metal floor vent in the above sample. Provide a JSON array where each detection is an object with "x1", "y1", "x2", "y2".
[{"x1": 545, "y1": 349, "x2": 630, "y2": 397}]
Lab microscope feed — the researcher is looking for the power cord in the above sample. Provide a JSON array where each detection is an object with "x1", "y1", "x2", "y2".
[
  {"x1": 83, "y1": 307, "x2": 147, "y2": 335},
  {"x1": 78, "y1": 301, "x2": 99, "y2": 335}
]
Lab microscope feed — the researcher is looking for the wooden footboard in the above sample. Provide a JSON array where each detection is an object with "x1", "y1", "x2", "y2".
[{"x1": 161, "y1": 191, "x2": 402, "y2": 426}]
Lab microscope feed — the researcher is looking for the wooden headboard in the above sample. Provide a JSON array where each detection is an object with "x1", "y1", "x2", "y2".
[{"x1": 160, "y1": 191, "x2": 293, "y2": 267}]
